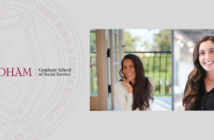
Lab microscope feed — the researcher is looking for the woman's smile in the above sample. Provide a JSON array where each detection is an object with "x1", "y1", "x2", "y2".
[
  {"x1": 122, "y1": 59, "x2": 136, "y2": 84},
  {"x1": 199, "y1": 40, "x2": 214, "y2": 72},
  {"x1": 127, "y1": 73, "x2": 133, "y2": 76},
  {"x1": 204, "y1": 61, "x2": 214, "y2": 66}
]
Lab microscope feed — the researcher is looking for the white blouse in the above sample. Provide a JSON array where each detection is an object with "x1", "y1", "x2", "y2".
[{"x1": 114, "y1": 77, "x2": 155, "y2": 111}]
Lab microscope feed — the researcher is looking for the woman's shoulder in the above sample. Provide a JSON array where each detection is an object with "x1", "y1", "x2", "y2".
[
  {"x1": 114, "y1": 81, "x2": 123, "y2": 88},
  {"x1": 114, "y1": 81, "x2": 127, "y2": 93},
  {"x1": 147, "y1": 77, "x2": 155, "y2": 94},
  {"x1": 147, "y1": 77, "x2": 155, "y2": 85}
]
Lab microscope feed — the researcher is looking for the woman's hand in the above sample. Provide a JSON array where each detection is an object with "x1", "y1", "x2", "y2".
[{"x1": 123, "y1": 78, "x2": 133, "y2": 93}]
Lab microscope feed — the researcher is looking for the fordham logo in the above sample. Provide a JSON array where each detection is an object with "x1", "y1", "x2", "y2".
[{"x1": 0, "y1": 68, "x2": 32, "y2": 76}]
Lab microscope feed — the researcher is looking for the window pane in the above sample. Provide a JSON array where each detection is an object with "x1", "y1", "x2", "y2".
[
  {"x1": 90, "y1": 65, "x2": 98, "y2": 96},
  {"x1": 116, "y1": 29, "x2": 119, "y2": 34},
  {"x1": 90, "y1": 32, "x2": 96, "y2": 52},
  {"x1": 106, "y1": 30, "x2": 110, "y2": 48},
  {"x1": 114, "y1": 64, "x2": 121, "y2": 82},
  {"x1": 117, "y1": 35, "x2": 120, "y2": 62},
  {"x1": 90, "y1": 31, "x2": 98, "y2": 96},
  {"x1": 173, "y1": 29, "x2": 201, "y2": 110},
  {"x1": 90, "y1": 53, "x2": 96, "y2": 64},
  {"x1": 113, "y1": 33, "x2": 116, "y2": 62}
]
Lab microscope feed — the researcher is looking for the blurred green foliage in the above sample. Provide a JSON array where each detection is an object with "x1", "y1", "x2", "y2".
[
  {"x1": 124, "y1": 30, "x2": 141, "y2": 51},
  {"x1": 90, "y1": 32, "x2": 96, "y2": 52},
  {"x1": 151, "y1": 29, "x2": 171, "y2": 51},
  {"x1": 125, "y1": 29, "x2": 171, "y2": 51}
]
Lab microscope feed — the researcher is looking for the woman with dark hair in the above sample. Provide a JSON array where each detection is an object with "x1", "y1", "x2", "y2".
[
  {"x1": 183, "y1": 36, "x2": 214, "y2": 110},
  {"x1": 114, "y1": 54, "x2": 155, "y2": 111}
]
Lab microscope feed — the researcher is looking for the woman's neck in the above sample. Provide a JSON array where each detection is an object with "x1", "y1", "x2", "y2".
[
  {"x1": 206, "y1": 71, "x2": 214, "y2": 80},
  {"x1": 131, "y1": 79, "x2": 135, "y2": 85}
]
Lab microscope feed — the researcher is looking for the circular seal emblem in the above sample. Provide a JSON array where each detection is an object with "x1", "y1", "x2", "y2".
[
  {"x1": 0, "y1": 0, "x2": 8, "y2": 20},
  {"x1": 0, "y1": 0, "x2": 84, "y2": 139}
]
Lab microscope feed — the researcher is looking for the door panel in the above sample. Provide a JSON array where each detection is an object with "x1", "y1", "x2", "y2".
[
  {"x1": 110, "y1": 29, "x2": 124, "y2": 110},
  {"x1": 90, "y1": 29, "x2": 124, "y2": 111},
  {"x1": 90, "y1": 29, "x2": 108, "y2": 111}
]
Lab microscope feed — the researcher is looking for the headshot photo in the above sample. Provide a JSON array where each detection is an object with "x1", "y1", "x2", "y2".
[
  {"x1": 90, "y1": 29, "x2": 171, "y2": 111},
  {"x1": 173, "y1": 30, "x2": 214, "y2": 111}
]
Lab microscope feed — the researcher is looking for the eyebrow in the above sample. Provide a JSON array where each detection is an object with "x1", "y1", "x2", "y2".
[
  {"x1": 199, "y1": 48, "x2": 214, "y2": 52},
  {"x1": 123, "y1": 65, "x2": 134, "y2": 67}
]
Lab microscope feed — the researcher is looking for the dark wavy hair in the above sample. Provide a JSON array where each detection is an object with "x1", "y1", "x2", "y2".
[
  {"x1": 183, "y1": 36, "x2": 214, "y2": 110},
  {"x1": 119, "y1": 54, "x2": 154, "y2": 110}
]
